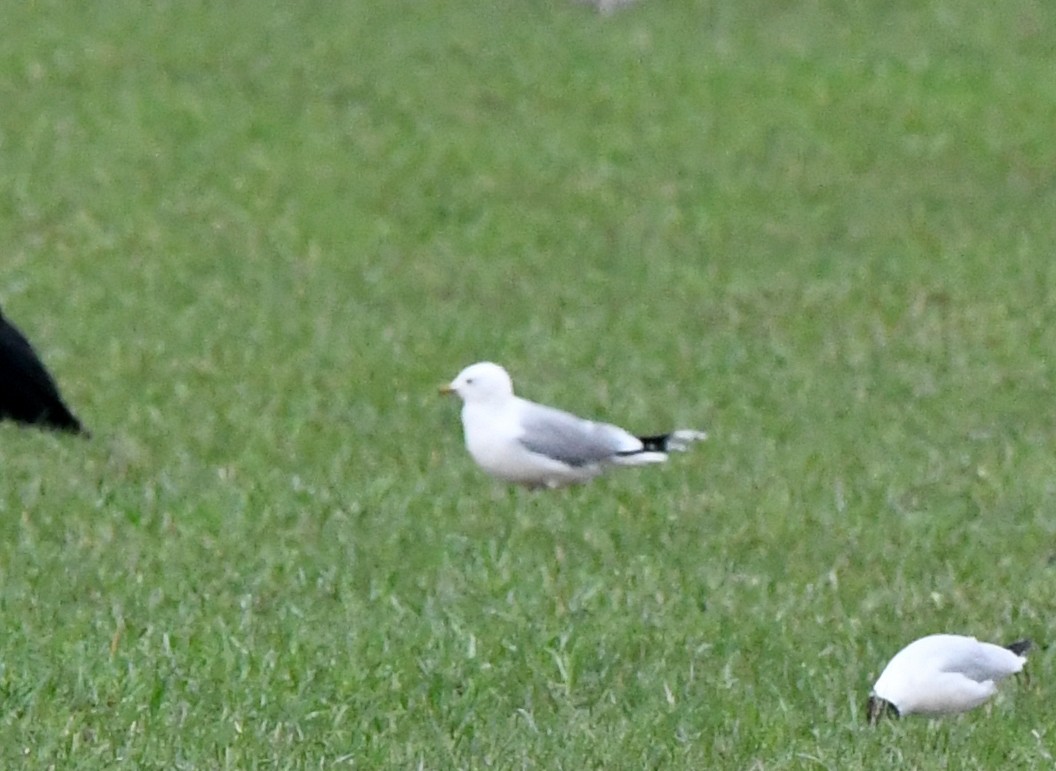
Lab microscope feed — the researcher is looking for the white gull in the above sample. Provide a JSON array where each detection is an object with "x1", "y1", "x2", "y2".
[
  {"x1": 441, "y1": 362, "x2": 706, "y2": 489},
  {"x1": 868, "y1": 633, "x2": 1031, "y2": 722}
]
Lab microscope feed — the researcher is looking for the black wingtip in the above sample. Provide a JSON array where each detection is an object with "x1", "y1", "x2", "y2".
[
  {"x1": 636, "y1": 433, "x2": 671, "y2": 453},
  {"x1": 1006, "y1": 639, "x2": 1033, "y2": 656},
  {"x1": 634, "y1": 430, "x2": 707, "y2": 454}
]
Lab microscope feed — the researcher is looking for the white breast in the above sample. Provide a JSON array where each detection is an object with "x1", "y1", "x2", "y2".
[{"x1": 461, "y1": 401, "x2": 597, "y2": 487}]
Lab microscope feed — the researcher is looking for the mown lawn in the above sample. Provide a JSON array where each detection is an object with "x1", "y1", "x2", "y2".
[{"x1": 1, "y1": 0, "x2": 1055, "y2": 767}]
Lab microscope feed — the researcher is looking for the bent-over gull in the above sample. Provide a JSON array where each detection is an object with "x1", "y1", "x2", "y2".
[
  {"x1": 441, "y1": 362, "x2": 706, "y2": 488},
  {"x1": 0, "y1": 305, "x2": 87, "y2": 435},
  {"x1": 867, "y1": 633, "x2": 1031, "y2": 723}
]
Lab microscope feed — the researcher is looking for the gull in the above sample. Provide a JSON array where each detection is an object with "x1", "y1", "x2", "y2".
[
  {"x1": 0, "y1": 305, "x2": 87, "y2": 434},
  {"x1": 867, "y1": 634, "x2": 1032, "y2": 722},
  {"x1": 441, "y1": 361, "x2": 706, "y2": 488}
]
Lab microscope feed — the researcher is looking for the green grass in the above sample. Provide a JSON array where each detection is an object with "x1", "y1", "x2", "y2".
[{"x1": 1, "y1": 0, "x2": 1055, "y2": 767}]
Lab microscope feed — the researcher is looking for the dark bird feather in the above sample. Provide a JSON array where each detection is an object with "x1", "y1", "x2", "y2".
[
  {"x1": 0, "y1": 306, "x2": 87, "y2": 434},
  {"x1": 1005, "y1": 639, "x2": 1033, "y2": 656}
]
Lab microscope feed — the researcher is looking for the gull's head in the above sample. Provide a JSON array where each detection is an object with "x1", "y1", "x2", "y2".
[
  {"x1": 441, "y1": 362, "x2": 515, "y2": 404},
  {"x1": 866, "y1": 694, "x2": 899, "y2": 725}
]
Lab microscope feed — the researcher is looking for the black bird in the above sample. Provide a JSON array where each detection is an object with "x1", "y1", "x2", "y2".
[{"x1": 0, "y1": 305, "x2": 86, "y2": 434}]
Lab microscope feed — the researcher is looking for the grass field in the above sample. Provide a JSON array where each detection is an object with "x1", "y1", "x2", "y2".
[{"x1": 2, "y1": 0, "x2": 1055, "y2": 767}]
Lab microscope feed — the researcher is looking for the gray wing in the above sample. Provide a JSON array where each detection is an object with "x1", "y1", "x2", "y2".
[
  {"x1": 517, "y1": 402, "x2": 637, "y2": 466},
  {"x1": 950, "y1": 642, "x2": 1024, "y2": 682}
]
